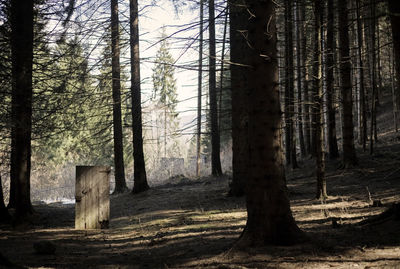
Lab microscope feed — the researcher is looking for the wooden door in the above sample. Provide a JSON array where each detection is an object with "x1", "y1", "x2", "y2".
[{"x1": 75, "y1": 166, "x2": 110, "y2": 229}]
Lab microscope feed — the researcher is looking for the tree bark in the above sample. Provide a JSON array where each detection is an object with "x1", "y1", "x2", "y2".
[
  {"x1": 356, "y1": 0, "x2": 367, "y2": 151},
  {"x1": 314, "y1": 0, "x2": 327, "y2": 200},
  {"x1": 388, "y1": 0, "x2": 400, "y2": 118},
  {"x1": 369, "y1": 0, "x2": 377, "y2": 154},
  {"x1": 295, "y1": 0, "x2": 306, "y2": 158},
  {"x1": 130, "y1": 0, "x2": 149, "y2": 193},
  {"x1": 208, "y1": 0, "x2": 223, "y2": 176},
  {"x1": 111, "y1": 0, "x2": 127, "y2": 194},
  {"x1": 196, "y1": 0, "x2": 204, "y2": 178},
  {"x1": 299, "y1": 2, "x2": 311, "y2": 156},
  {"x1": 235, "y1": 0, "x2": 304, "y2": 247},
  {"x1": 326, "y1": 0, "x2": 339, "y2": 159},
  {"x1": 284, "y1": 0, "x2": 298, "y2": 168},
  {"x1": 10, "y1": 0, "x2": 34, "y2": 221},
  {"x1": 229, "y1": 0, "x2": 248, "y2": 197},
  {"x1": 338, "y1": 0, "x2": 357, "y2": 167}
]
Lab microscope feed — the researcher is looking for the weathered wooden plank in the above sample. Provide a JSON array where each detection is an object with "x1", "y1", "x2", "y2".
[
  {"x1": 75, "y1": 166, "x2": 88, "y2": 229},
  {"x1": 75, "y1": 166, "x2": 110, "y2": 229},
  {"x1": 98, "y1": 166, "x2": 110, "y2": 229}
]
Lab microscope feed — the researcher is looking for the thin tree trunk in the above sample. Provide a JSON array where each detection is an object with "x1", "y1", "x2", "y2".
[
  {"x1": 295, "y1": 0, "x2": 306, "y2": 158},
  {"x1": 196, "y1": 0, "x2": 204, "y2": 178},
  {"x1": 284, "y1": 0, "x2": 298, "y2": 168},
  {"x1": 236, "y1": 0, "x2": 304, "y2": 247},
  {"x1": 208, "y1": 0, "x2": 223, "y2": 176},
  {"x1": 356, "y1": 0, "x2": 367, "y2": 151},
  {"x1": 313, "y1": 0, "x2": 327, "y2": 200},
  {"x1": 388, "y1": 0, "x2": 400, "y2": 118},
  {"x1": 229, "y1": 0, "x2": 247, "y2": 197},
  {"x1": 369, "y1": 0, "x2": 377, "y2": 154},
  {"x1": 10, "y1": 0, "x2": 34, "y2": 221},
  {"x1": 300, "y1": 2, "x2": 311, "y2": 155},
  {"x1": 111, "y1": 0, "x2": 127, "y2": 194},
  {"x1": 310, "y1": 1, "x2": 319, "y2": 158},
  {"x1": 130, "y1": 0, "x2": 149, "y2": 193},
  {"x1": 338, "y1": 0, "x2": 357, "y2": 167},
  {"x1": 218, "y1": 10, "x2": 228, "y2": 135},
  {"x1": 326, "y1": 0, "x2": 339, "y2": 159}
]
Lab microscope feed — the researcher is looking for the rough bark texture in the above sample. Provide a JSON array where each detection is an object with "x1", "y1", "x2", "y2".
[
  {"x1": 338, "y1": 0, "x2": 357, "y2": 167},
  {"x1": 208, "y1": 0, "x2": 223, "y2": 177},
  {"x1": 196, "y1": 0, "x2": 204, "y2": 178},
  {"x1": 314, "y1": 0, "x2": 327, "y2": 200},
  {"x1": 326, "y1": 0, "x2": 339, "y2": 160},
  {"x1": 10, "y1": 0, "x2": 34, "y2": 220},
  {"x1": 111, "y1": 0, "x2": 127, "y2": 194},
  {"x1": 236, "y1": 0, "x2": 304, "y2": 247},
  {"x1": 229, "y1": 0, "x2": 248, "y2": 197},
  {"x1": 130, "y1": 0, "x2": 149, "y2": 193},
  {"x1": 388, "y1": 0, "x2": 400, "y2": 113}
]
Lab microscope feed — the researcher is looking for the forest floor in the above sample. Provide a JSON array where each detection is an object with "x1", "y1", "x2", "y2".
[
  {"x1": 1, "y1": 136, "x2": 400, "y2": 268},
  {"x1": 1, "y1": 94, "x2": 400, "y2": 268}
]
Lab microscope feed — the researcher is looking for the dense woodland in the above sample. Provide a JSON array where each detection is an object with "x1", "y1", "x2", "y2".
[{"x1": 0, "y1": 0, "x2": 400, "y2": 268}]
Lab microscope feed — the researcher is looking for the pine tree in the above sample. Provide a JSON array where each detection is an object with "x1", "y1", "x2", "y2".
[{"x1": 151, "y1": 29, "x2": 179, "y2": 158}]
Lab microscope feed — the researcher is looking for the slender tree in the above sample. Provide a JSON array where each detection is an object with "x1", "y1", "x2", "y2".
[
  {"x1": 208, "y1": 0, "x2": 223, "y2": 176},
  {"x1": 235, "y1": 0, "x2": 304, "y2": 246},
  {"x1": 313, "y1": 0, "x2": 327, "y2": 200},
  {"x1": 369, "y1": 0, "x2": 378, "y2": 154},
  {"x1": 284, "y1": 0, "x2": 298, "y2": 168},
  {"x1": 10, "y1": 0, "x2": 34, "y2": 221},
  {"x1": 294, "y1": 0, "x2": 306, "y2": 158},
  {"x1": 196, "y1": 0, "x2": 204, "y2": 178},
  {"x1": 130, "y1": 0, "x2": 149, "y2": 193},
  {"x1": 111, "y1": 0, "x2": 127, "y2": 194},
  {"x1": 338, "y1": 0, "x2": 357, "y2": 167},
  {"x1": 228, "y1": 0, "x2": 248, "y2": 197},
  {"x1": 299, "y1": 1, "x2": 311, "y2": 155},
  {"x1": 388, "y1": 0, "x2": 400, "y2": 114},
  {"x1": 326, "y1": 0, "x2": 339, "y2": 159},
  {"x1": 356, "y1": 0, "x2": 367, "y2": 151}
]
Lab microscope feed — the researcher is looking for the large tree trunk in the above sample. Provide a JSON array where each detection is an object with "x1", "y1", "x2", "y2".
[
  {"x1": 10, "y1": 0, "x2": 33, "y2": 221},
  {"x1": 111, "y1": 0, "x2": 127, "y2": 194},
  {"x1": 313, "y1": 0, "x2": 327, "y2": 200},
  {"x1": 326, "y1": 0, "x2": 339, "y2": 160},
  {"x1": 338, "y1": 0, "x2": 357, "y2": 167},
  {"x1": 356, "y1": 0, "x2": 367, "y2": 151},
  {"x1": 208, "y1": 0, "x2": 222, "y2": 177},
  {"x1": 196, "y1": 0, "x2": 204, "y2": 178},
  {"x1": 236, "y1": 0, "x2": 303, "y2": 247},
  {"x1": 130, "y1": 0, "x2": 149, "y2": 193},
  {"x1": 388, "y1": 0, "x2": 400, "y2": 116},
  {"x1": 229, "y1": 0, "x2": 248, "y2": 197}
]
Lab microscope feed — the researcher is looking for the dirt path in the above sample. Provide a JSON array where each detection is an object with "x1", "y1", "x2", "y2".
[{"x1": 1, "y1": 141, "x2": 400, "y2": 268}]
